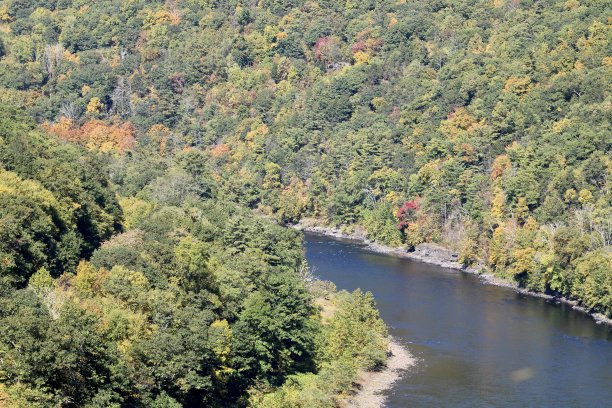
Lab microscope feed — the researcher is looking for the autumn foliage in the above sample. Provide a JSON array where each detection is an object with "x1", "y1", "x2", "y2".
[
  {"x1": 44, "y1": 119, "x2": 136, "y2": 153},
  {"x1": 396, "y1": 199, "x2": 420, "y2": 231},
  {"x1": 314, "y1": 36, "x2": 342, "y2": 66}
]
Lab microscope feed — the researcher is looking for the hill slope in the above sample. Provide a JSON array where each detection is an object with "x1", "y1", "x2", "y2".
[{"x1": 0, "y1": 0, "x2": 610, "y2": 321}]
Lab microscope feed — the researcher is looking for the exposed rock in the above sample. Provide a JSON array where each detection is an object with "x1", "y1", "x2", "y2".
[{"x1": 293, "y1": 220, "x2": 612, "y2": 327}]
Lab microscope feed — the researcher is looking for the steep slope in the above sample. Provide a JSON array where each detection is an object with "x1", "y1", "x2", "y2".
[{"x1": 0, "y1": 1, "x2": 610, "y2": 314}]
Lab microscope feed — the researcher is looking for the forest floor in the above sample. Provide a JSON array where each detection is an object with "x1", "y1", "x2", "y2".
[
  {"x1": 294, "y1": 219, "x2": 612, "y2": 327},
  {"x1": 339, "y1": 338, "x2": 415, "y2": 408}
]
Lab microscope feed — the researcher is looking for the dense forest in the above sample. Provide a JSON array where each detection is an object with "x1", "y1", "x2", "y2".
[
  {"x1": 0, "y1": 0, "x2": 610, "y2": 405},
  {"x1": 0, "y1": 107, "x2": 389, "y2": 406}
]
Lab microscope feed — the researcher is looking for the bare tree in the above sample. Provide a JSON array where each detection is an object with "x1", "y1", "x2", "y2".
[
  {"x1": 594, "y1": 217, "x2": 612, "y2": 247},
  {"x1": 111, "y1": 76, "x2": 133, "y2": 117},
  {"x1": 298, "y1": 262, "x2": 318, "y2": 285},
  {"x1": 59, "y1": 102, "x2": 82, "y2": 121},
  {"x1": 43, "y1": 44, "x2": 65, "y2": 77}
]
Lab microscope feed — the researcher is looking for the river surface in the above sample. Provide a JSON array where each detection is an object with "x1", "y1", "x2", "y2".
[{"x1": 304, "y1": 233, "x2": 612, "y2": 408}]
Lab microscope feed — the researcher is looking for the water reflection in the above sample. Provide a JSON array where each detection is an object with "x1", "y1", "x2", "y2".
[
  {"x1": 304, "y1": 233, "x2": 612, "y2": 407},
  {"x1": 511, "y1": 367, "x2": 536, "y2": 383}
]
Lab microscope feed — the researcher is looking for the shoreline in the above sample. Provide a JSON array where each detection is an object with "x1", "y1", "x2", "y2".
[
  {"x1": 294, "y1": 223, "x2": 612, "y2": 327},
  {"x1": 339, "y1": 337, "x2": 415, "y2": 408}
]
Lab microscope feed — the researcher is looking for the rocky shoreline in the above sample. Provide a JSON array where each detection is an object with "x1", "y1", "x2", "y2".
[{"x1": 294, "y1": 222, "x2": 612, "y2": 327}]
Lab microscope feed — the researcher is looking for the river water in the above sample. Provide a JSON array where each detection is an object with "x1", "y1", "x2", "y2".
[{"x1": 304, "y1": 233, "x2": 612, "y2": 407}]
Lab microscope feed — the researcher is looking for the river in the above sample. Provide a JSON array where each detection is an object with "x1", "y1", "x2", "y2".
[{"x1": 304, "y1": 232, "x2": 612, "y2": 407}]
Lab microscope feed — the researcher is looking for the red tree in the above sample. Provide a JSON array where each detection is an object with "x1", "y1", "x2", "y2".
[
  {"x1": 396, "y1": 199, "x2": 419, "y2": 232},
  {"x1": 314, "y1": 36, "x2": 341, "y2": 67}
]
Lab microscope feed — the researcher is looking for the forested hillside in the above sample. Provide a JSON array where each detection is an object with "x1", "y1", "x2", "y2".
[
  {"x1": 1, "y1": 108, "x2": 390, "y2": 406},
  {"x1": 0, "y1": 1, "x2": 610, "y2": 400}
]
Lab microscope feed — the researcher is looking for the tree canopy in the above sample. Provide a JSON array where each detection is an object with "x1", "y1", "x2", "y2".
[{"x1": 0, "y1": 0, "x2": 610, "y2": 405}]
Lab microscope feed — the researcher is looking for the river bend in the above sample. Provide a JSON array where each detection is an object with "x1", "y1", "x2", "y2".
[{"x1": 304, "y1": 233, "x2": 612, "y2": 407}]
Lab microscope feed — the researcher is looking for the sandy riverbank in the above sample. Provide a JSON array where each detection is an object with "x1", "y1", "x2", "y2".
[
  {"x1": 339, "y1": 337, "x2": 415, "y2": 408},
  {"x1": 294, "y1": 221, "x2": 612, "y2": 327}
]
